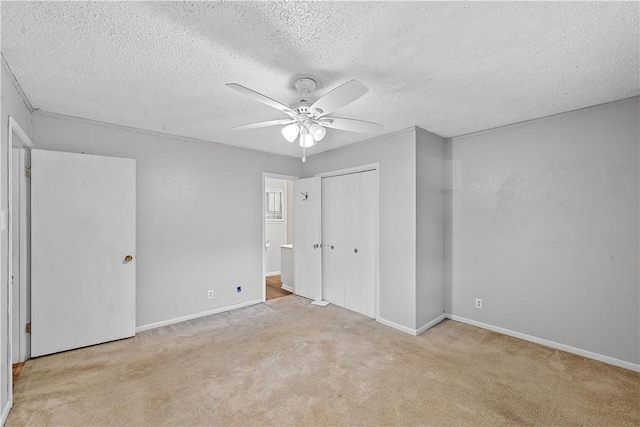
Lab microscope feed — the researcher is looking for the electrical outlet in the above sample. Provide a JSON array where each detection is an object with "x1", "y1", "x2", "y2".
[
  {"x1": 207, "y1": 290, "x2": 214, "y2": 299},
  {"x1": 475, "y1": 298, "x2": 482, "y2": 309},
  {"x1": 236, "y1": 286, "x2": 242, "y2": 293}
]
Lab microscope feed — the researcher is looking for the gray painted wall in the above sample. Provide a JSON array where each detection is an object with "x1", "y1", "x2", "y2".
[
  {"x1": 286, "y1": 180, "x2": 294, "y2": 245},
  {"x1": 448, "y1": 98, "x2": 640, "y2": 364},
  {"x1": 265, "y1": 177, "x2": 288, "y2": 274},
  {"x1": 1, "y1": 64, "x2": 33, "y2": 421},
  {"x1": 416, "y1": 128, "x2": 447, "y2": 328},
  {"x1": 303, "y1": 129, "x2": 418, "y2": 329},
  {"x1": 32, "y1": 111, "x2": 301, "y2": 328}
]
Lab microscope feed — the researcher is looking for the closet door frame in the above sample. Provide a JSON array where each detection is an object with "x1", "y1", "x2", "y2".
[{"x1": 315, "y1": 163, "x2": 380, "y2": 320}]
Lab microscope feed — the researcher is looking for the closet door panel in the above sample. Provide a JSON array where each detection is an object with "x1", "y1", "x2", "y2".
[
  {"x1": 343, "y1": 173, "x2": 361, "y2": 314},
  {"x1": 358, "y1": 170, "x2": 377, "y2": 318},
  {"x1": 321, "y1": 176, "x2": 345, "y2": 307}
]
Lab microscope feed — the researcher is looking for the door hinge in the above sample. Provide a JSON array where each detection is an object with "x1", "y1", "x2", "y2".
[
  {"x1": 25, "y1": 322, "x2": 31, "y2": 334},
  {"x1": 25, "y1": 167, "x2": 31, "y2": 178}
]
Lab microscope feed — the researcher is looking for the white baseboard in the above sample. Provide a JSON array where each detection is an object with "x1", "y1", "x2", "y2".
[
  {"x1": 135, "y1": 299, "x2": 263, "y2": 333},
  {"x1": 265, "y1": 271, "x2": 281, "y2": 277},
  {"x1": 446, "y1": 314, "x2": 640, "y2": 373},
  {"x1": 416, "y1": 314, "x2": 447, "y2": 335},
  {"x1": 377, "y1": 317, "x2": 419, "y2": 336},
  {"x1": 281, "y1": 284, "x2": 293, "y2": 292},
  {"x1": 377, "y1": 314, "x2": 447, "y2": 336},
  {"x1": 1, "y1": 400, "x2": 11, "y2": 426}
]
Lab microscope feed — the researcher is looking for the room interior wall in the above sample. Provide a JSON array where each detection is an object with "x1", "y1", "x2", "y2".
[
  {"x1": 265, "y1": 177, "x2": 287, "y2": 275},
  {"x1": 302, "y1": 129, "x2": 418, "y2": 330},
  {"x1": 416, "y1": 128, "x2": 447, "y2": 330},
  {"x1": 32, "y1": 111, "x2": 301, "y2": 329},
  {"x1": 448, "y1": 97, "x2": 640, "y2": 366},
  {"x1": 0, "y1": 62, "x2": 33, "y2": 422}
]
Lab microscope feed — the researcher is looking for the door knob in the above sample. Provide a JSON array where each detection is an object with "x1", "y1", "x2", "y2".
[
  {"x1": 354, "y1": 248, "x2": 358, "y2": 253},
  {"x1": 124, "y1": 255, "x2": 133, "y2": 263}
]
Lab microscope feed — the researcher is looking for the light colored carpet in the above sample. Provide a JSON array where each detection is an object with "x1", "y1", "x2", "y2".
[{"x1": 7, "y1": 295, "x2": 640, "y2": 426}]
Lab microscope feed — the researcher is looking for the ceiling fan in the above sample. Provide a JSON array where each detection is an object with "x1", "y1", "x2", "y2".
[{"x1": 226, "y1": 77, "x2": 382, "y2": 162}]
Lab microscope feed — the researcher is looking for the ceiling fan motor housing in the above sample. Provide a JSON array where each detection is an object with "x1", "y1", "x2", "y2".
[{"x1": 291, "y1": 101, "x2": 312, "y2": 114}]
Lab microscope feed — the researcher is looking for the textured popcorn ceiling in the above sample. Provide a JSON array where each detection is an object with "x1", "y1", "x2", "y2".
[{"x1": 2, "y1": 1, "x2": 639, "y2": 158}]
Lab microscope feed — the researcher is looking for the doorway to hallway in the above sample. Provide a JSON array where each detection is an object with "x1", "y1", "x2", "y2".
[{"x1": 262, "y1": 173, "x2": 297, "y2": 302}]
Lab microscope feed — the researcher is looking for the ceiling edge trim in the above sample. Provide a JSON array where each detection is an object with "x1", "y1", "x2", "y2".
[
  {"x1": 33, "y1": 110, "x2": 302, "y2": 161},
  {"x1": 1, "y1": 54, "x2": 34, "y2": 113},
  {"x1": 450, "y1": 96, "x2": 640, "y2": 142}
]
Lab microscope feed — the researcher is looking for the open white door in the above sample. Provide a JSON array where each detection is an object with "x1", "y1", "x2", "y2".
[
  {"x1": 31, "y1": 150, "x2": 136, "y2": 357},
  {"x1": 293, "y1": 176, "x2": 323, "y2": 303}
]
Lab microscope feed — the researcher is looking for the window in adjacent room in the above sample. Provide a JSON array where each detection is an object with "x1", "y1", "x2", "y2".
[{"x1": 265, "y1": 188, "x2": 284, "y2": 222}]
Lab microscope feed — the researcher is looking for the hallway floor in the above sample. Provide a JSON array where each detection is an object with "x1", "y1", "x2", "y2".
[{"x1": 265, "y1": 275, "x2": 291, "y2": 300}]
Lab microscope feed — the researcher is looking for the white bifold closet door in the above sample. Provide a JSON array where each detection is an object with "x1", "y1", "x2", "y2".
[{"x1": 322, "y1": 170, "x2": 376, "y2": 318}]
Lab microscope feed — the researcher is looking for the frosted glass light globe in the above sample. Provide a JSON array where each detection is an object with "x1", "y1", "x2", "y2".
[
  {"x1": 299, "y1": 133, "x2": 315, "y2": 148},
  {"x1": 281, "y1": 124, "x2": 299, "y2": 143},
  {"x1": 309, "y1": 123, "x2": 326, "y2": 141}
]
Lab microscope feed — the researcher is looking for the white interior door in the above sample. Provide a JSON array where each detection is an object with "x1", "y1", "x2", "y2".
[
  {"x1": 293, "y1": 177, "x2": 322, "y2": 301},
  {"x1": 31, "y1": 150, "x2": 136, "y2": 357}
]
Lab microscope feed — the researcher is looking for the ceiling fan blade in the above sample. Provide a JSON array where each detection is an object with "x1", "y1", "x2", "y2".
[
  {"x1": 226, "y1": 83, "x2": 297, "y2": 117},
  {"x1": 232, "y1": 119, "x2": 296, "y2": 130},
  {"x1": 321, "y1": 117, "x2": 382, "y2": 133},
  {"x1": 310, "y1": 80, "x2": 369, "y2": 117}
]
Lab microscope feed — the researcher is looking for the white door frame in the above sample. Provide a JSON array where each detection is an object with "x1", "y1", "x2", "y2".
[
  {"x1": 261, "y1": 172, "x2": 298, "y2": 303},
  {"x1": 6, "y1": 117, "x2": 34, "y2": 408},
  {"x1": 314, "y1": 162, "x2": 380, "y2": 319}
]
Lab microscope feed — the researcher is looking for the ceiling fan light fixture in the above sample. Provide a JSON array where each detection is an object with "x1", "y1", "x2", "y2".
[
  {"x1": 309, "y1": 123, "x2": 326, "y2": 141},
  {"x1": 281, "y1": 123, "x2": 299, "y2": 143},
  {"x1": 299, "y1": 132, "x2": 315, "y2": 148},
  {"x1": 227, "y1": 77, "x2": 381, "y2": 163}
]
